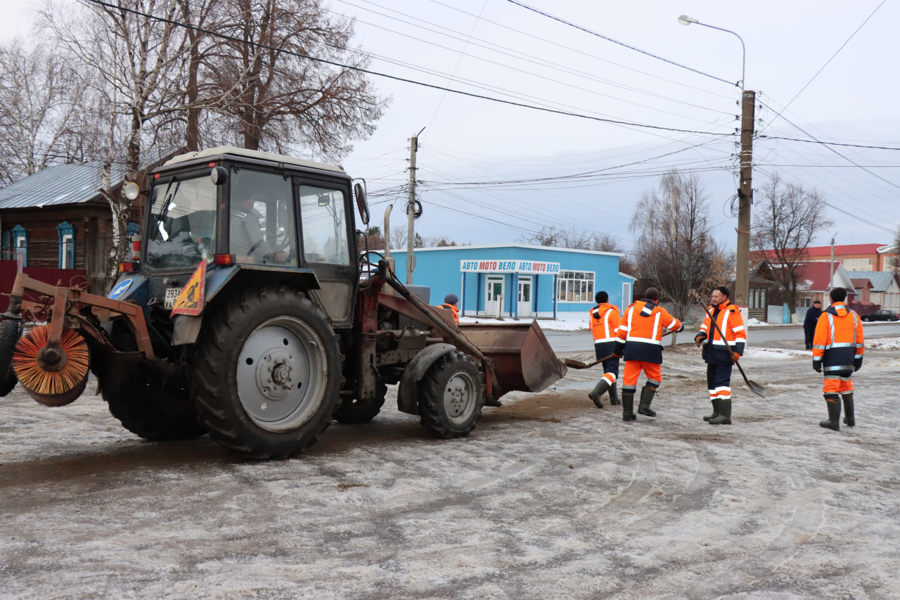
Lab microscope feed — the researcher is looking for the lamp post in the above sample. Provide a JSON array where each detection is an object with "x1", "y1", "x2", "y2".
[{"x1": 678, "y1": 15, "x2": 754, "y2": 311}]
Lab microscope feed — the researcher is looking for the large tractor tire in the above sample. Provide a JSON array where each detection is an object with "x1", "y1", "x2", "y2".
[
  {"x1": 333, "y1": 382, "x2": 387, "y2": 424},
  {"x1": 191, "y1": 288, "x2": 341, "y2": 459},
  {"x1": 0, "y1": 319, "x2": 22, "y2": 396},
  {"x1": 103, "y1": 373, "x2": 206, "y2": 441},
  {"x1": 418, "y1": 351, "x2": 485, "y2": 439}
]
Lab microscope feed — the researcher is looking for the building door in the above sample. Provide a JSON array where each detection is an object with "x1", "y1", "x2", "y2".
[
  {"x1": 621, "y1": 281, "x2": 632, "y2": 313},
  {"x1": 485, "y1": 275, "x2": 504, "y2": 317},
  {"x1": 517, "y1": 276, "x2": 533, "y2": 318}
]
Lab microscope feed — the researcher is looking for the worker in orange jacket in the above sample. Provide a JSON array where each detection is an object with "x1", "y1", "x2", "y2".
[
  {"x1": 439, "y1": 293, "x2": 460, "y2": 324},
  {"x1": 614, "y1": 287, "x2": 683, "y2": 421},
  {"x1": 587, "y1": 290, "x2": 622, "y2": 408},
  {"x1": 694, "y1": 286, "x2": 745, "y2": 425},
  {"x1": 812, "y1": 287, "x2": 864, "y2": 431}
]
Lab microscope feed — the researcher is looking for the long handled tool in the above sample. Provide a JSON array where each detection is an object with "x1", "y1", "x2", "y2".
[
  {"x1": 700, "y1": 304, "x2": 765, "y2": 397},
  {"x1": 564, "y1": 353, "x2": 616, "y2": 370},
  {"x1": 564, "y1": 330, "x2": 674, "y2": 369}
]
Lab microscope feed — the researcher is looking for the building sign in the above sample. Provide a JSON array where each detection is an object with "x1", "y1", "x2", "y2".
[{"x1": 460, "y1": 259, "x2": 560, "y2": 274}]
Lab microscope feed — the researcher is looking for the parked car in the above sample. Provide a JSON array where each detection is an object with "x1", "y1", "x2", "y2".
[{"x1": 863, "y1": 309, "x2": 900, "y2": 322}]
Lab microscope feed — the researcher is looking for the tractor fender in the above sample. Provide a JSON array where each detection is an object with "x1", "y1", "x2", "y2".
[
  {"x1": 171, "y1": 265, "x2": 322, "y2": 346},
  {"x1": 397, "y1": 343, "x2": 456, "y2": 415}
]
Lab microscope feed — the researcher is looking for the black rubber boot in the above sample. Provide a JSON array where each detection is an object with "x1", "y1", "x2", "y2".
[
  {"x1": 637, "y1": 386, "x2": 656, "y2": 417},
  {"x1": 703, "y1": 399, "x2": 719, "y2": 422},
  {"x1": 819, "y1": 398, "x2": 841, "y2": 431},
  {"x1": 708, "y1": 399, "x2": 732, "y2": 425},
  {"x1": 609, "y1": 383, "x2": 620, "y2": 405},
  {"x1": 842, "y1": 393, "x2": 855, "y2": 427},
  {"x1": 588, "y1": 379, "x2": 610, "y2": 408},
  {"x1": 622, "y1": 391, "x2": 636, "y2": 421}
]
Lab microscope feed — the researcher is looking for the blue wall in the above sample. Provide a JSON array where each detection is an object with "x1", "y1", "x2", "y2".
[{"x1": 386, "y1": 245, "x2": 633, "y2": 318}]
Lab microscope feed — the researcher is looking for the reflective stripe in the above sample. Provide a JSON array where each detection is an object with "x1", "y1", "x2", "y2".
[
  {"x1": 594, "y1": 336, "x2": 617, "y2": 344},
  {"x1": 626, "y1": 335, "x2": 662, "y2": 345}
]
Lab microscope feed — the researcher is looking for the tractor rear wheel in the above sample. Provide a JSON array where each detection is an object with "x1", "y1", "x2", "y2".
[
  {"x1": 418, "y1": 352, "x2": 484, "y2": 438},
  {"x1": 192, "y1": 288, "x2": 340, "y2": 459},
  {"x1": 333, "y1": 382, "x2": 387, "y2": 424},
  {"x1": 0, "y1": 319, "x2": 22, "y2": 396}
]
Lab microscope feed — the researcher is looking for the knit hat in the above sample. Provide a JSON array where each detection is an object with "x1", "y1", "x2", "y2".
[{"x1": 444, "y1": 293, "x2": 459, "y2": 305}]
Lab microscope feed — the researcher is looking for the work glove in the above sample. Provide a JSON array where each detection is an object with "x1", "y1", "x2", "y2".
[
  {"x1": 730, "y1": 352, "x2": 741, "y2": 363},
  {"x1": 853, "y1": 358, "x2": 862, "y2": 372},
  {"x1": 614, "y1": 341, "x2": 625, "y2": 358},
  {"x1": 813, "y1": 360, "x2": 822, "y2": 373},
  {"x1": 694, "y1": 334, "x2": 705, "y2": 348}
]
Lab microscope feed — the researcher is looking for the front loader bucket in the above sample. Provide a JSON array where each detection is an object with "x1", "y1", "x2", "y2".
[{"x1": 459, "y1": 320, "x2": 567, "y2": 399}]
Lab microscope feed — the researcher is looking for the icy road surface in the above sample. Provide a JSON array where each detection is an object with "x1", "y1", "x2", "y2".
[{"x1": 1, "y1": 338, "x2": 899, "y2": 599}]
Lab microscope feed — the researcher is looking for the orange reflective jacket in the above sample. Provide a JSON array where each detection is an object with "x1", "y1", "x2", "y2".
[
  {"x1": 813, "y1": 302, "x2": 864, "y2": 376},
  {"x1": 589, "y1": 303, "x2": 621, "y2": 344},
  {"x1": 697, "y1": 300, "x2": 746, "y2": 363},
  {"x1": 439, "y1": 303, "x2": 459, "y2": 324},
  {"x1": 616, "y1": 300, "x2": 683, "y2": 364}
]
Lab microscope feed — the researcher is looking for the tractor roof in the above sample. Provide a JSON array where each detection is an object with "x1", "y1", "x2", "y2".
[{"x1": 162, "y1": 146, "x2": 347, "y2": 176}]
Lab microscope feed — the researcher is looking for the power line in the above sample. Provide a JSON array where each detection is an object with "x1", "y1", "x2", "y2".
[
  {"x1": 505, "y1": 0, "x2": 735, "y2": 88},
  {"x1": 758, "y1": 136, "x2": 900, "y2": 151}
]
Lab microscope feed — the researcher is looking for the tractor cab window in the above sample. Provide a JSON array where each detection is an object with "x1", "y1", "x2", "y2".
[
  {"x1": 229, "y1": 169, "x2": 295, "y2": 265},
  {"x1": 299, "y1": 185, "x2": 350, "y2": 265},
  {"x1": 146, "y1": 175, "x2": 217, "y2": 268}
]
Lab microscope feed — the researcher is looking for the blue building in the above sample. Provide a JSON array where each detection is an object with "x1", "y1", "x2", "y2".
[{"x1": 388, "y1": 245, "x2": 634, "y2": 319}]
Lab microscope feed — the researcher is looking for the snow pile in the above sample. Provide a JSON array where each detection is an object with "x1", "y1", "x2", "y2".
[{"x1": 868, "y1": 336, "x2": 900, "y2": 350}]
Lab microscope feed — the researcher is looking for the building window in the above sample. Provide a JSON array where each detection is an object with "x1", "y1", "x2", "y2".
[
  {"x1": 57, "y1": 221, "x2": 75, "y2": 269},
  {"x1": 11, "y1": 224, "x2": 27, "y2": 267},
  {"x1": 557, "y1": 270, "x2": 594, "y2": 303}
]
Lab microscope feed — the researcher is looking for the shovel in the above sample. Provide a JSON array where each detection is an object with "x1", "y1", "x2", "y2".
[
  {"x1": 700, "y1": 304, "x2": 766, "y2": 398},
  {"x1": 564, "y1": 331, "x2": 674, "y2": 369}
]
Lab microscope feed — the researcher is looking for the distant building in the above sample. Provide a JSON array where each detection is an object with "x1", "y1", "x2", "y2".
[
  {"x1": 0, "y1": 162, "x2": 138, "y2": 294},
  {"x1": 387, "y1": 245, "x2": 634, "y2": 319},
  {"x1": 750, "y1": 243, "x2": 898, "y2": 272}
]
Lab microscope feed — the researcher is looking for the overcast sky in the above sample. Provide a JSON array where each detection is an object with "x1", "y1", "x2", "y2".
[{"x1": 2, "y1": 0, "x2": 897, "y2": 252}]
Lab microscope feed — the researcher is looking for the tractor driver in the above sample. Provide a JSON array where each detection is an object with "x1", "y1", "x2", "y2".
[{"x1": 230, "y1": 193, "x2": 288, "y2": 264}]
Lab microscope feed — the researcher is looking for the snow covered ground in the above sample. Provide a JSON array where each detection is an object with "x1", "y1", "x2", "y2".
[{"x1": 1, "y1": 334, "x2": 899, "y2": 599}]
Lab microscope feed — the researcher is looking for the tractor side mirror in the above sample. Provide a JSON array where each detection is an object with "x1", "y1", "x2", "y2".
[{"x1": 354, "y1": 181, "x2": 369, "y2": 225}]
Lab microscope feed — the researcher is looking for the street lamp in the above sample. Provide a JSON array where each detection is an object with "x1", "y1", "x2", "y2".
[
  {"x1": 678, "y1": 14, "x2": 754, "y2": 312},
  {"x1": 677, "y1": 15, "x2": 745, "y2": 91}
]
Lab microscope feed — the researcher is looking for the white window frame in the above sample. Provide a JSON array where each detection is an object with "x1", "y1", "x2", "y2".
[{"x1": 557, "y1": 270, "x2": 595, "y2": 303}]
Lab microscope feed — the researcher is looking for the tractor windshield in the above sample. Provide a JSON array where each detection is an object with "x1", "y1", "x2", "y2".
[{"x1": 145, "y1": 175, "x2": 217, "y2": 269}]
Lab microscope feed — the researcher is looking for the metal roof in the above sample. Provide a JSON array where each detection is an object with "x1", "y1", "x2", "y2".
[
  {"x1": 845, "y1": 270, "x2": 897, "y2": 293},
  {"x1": 0, "y1": 161, "x2": 124, "y2": 210}
]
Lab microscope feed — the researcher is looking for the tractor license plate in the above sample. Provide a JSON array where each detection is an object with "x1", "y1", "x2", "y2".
[{"x1": 164, "y1": 287, "x2": 180, "y2": 310}]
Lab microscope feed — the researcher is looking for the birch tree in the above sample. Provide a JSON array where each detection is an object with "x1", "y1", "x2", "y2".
[{"x1": 47, "y1": 0, "x2": 189, "y2": 280}]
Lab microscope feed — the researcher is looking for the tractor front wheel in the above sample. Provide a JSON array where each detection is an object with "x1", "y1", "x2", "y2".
[{"x1": 418, "y1": 352, "x2": 484, "y2": 439}]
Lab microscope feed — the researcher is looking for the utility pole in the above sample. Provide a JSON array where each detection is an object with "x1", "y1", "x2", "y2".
[
  {"x1": 406, "y1": 128, "x2": 424, "y2": 285},
  {"x1": 735, "y1": 89, "x2": 755, "y2": 308},
  {"x1": 829, "y1": 235, "x2": 836, "y2": 289}
]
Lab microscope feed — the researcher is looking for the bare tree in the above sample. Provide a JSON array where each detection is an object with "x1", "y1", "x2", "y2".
[
  {"x1": 521, "y1": 226, "x2": 623, "y2": 252},
  {"x1": 0, "y1": 43, "x2": 93, "y2": 184},
  {"x1": 752, "y1": 174, "x2": 833, "y2": 314},
  {"x1": 206, "y1": 0, "x2": 386, "y2": 157},
  {"x1": 629, "y1": 170, "x2": 725, "y2": 320}
]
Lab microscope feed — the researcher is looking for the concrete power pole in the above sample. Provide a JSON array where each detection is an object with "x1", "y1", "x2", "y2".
[
  {"x1": 734, "y1": 90, "x2": 755, "y2": 308},
  {"x1": 406, "y1": 129, "x2": 424, "y2": 285}
]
